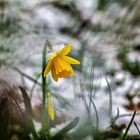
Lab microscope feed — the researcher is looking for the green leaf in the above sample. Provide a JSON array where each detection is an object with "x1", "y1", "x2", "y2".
[
  {"x1": 51, "y1": 117, "x2": 79, "y2": 140},
  {"x1": 19, "y1": 86, "x2": 39, "y2": 140},
  {"x1": 106, "y1": 77, "x2": 112, "y2": 118},
  {"x1": 122, "y1": 111, "x2": 136, "y2": 140}
]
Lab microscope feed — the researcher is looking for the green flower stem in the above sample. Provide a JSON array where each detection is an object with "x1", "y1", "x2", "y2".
[{"x1": 41, "y1": 44, "x2": 50, "y2": 138}]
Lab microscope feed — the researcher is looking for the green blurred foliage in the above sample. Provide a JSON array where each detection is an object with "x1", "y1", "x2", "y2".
[{"x1": 117, "y1": 44, "x2": 140, "y2": 76}]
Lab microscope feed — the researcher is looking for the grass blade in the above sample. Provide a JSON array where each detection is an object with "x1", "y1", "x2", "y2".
[
  {"x1": 13, "y1": 67, "x2": 42, "y2": 86},
  {"x1": 90, "y1": 99, "x2": 99, "y2": 131},
  {"x1": 105, "y1": 77, "x2": 112, "y2": 118},
  {"x1": 51, "y1": 117, "x2": 79, "y2": 140},
  {"x1": 19, "y1": 86, "x2": 39, "y2": 140},
  {"x1": 122, "y1": 111, "x2": 136, "y2": 140},
  {"x1": 134, "y1": 121, "x2": 140, "y2": 135}
]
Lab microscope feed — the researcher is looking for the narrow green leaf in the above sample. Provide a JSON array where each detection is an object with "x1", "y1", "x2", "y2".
[
  {"x1": 90, "y1": 99, "x2": 99, "y2": 130},
  {"x1": 19, "y1": 86, "x2": 39, "y2": 140},
  {"x1": 105, "y1": 77, "x2": 112, "y2": 118},
  {"x1": 110, "y1": 108, "x2": 120, "y2": 128},
  {"x1": 134, "y1": 121, "x2": 140, "y2": 134},
  {"x1": 122, "y1": 111, "x2": 136, "y2": 140},
  {"x1": 13, "y1": 67, "x2": 41, "y2": 86},
  {"x1": 51, "y1": 117, "x2": 79, "y2": 140}
]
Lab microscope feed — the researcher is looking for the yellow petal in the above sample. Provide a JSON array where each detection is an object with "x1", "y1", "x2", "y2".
[
  {"x1": 64, "y1": 56, "x2": 80, "y2": 64},
  {"x1": 51, "y1": 65, "x2": 58, "y2": 82},
  {"x1": 58, "y1": 43, "x2": 72, "y2": 56},
  {"x1": 63, "y1": 63, "x2": 74, "y2": 74},
  {"x1": 57, "y1": 62, "x2": 74, "y2": 77},
  {"x1": 58, "y1": 70, "x2": 73, "y2": 77},
  {"x1": 47, "y1": 92, "x2": 55, "y2": 120},
  {"x1": 50, "y1": 53, "x2": 57, "y2": 60},
  {"x1": 44, "y1": 60, "x2": 52, "y2": 77},
  {"x1": 53, "y1": 56, "x2": 66, "y2": 74}
]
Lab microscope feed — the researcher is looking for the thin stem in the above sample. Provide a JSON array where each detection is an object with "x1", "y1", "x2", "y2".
[
  {"x1": 41, "y1": 43, "x2": 50, "y2": 138},
  {"x1": 42, "y1": 44, "x2": 46, "y2": 114}
]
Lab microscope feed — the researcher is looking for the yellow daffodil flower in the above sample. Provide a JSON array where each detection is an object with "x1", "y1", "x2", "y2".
[{"x1": 44, "y1": 43, "x2": 80, "y2": 82}]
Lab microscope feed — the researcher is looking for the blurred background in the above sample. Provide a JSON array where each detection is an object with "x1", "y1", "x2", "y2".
[{"x1": 0, "y1": 0, "x2": 140, "y2": 139}]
